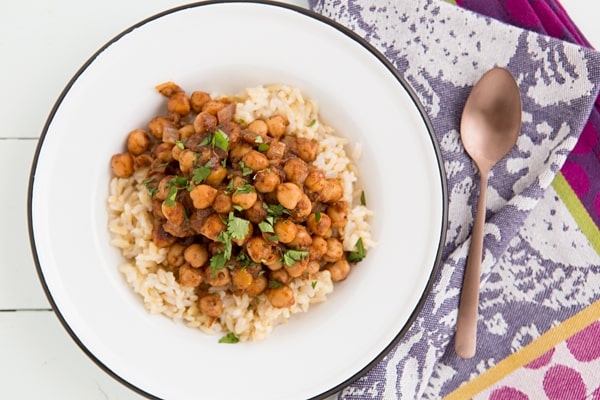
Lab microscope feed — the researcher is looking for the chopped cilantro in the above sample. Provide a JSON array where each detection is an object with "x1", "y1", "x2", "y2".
[
  {"x1": 254, "y1": 136, "x2": 264, "y2": 144},
  {"x1": 258, "y1": 220, "x2": 274, "y2": 234},
  {"x1": 311, "y1": 281, "x2": 317, "y2": 289},
  {"x1": 257, "y1": 143, "x2": 270, "y2": 152},
  {"x1": 212, "y1": 129, "x2": 229, "y2": 152},
  {"x1": 175, "y1": 140, "x2": 185, "y2": 150},
  {"x1": 219, "y1": 333, "x2": 240, "y2": 344},
  {"x1": 307, "y1": 119, "x2": 316, "y2": 127},
  {"x1": 227, "y1": 212, "x2": 250, "y2": 241},
  {"x1": 283, "y1": 249, "x2": 309, "y2": 267},
  {"x1": 360, "y1": 190, "x2": 366, "y2": 206},
  {"x1": 198, "y1": 135, "x2": 212, "y2": 147},
  {"x1": 239, "y1": 161, "x2": 253, "y2": 176},
  {"x1": 235, "y1": 183, "x2": 255, "y2": 195},
  {"x1": 269, "y1": 280, "x2": 284, "y2": 288},
  {"x1": 191, "y1": 161, "x2": 212, "y2": 184},
  {"x1": 210, "y1": 252, "x2": 227, "y2": 274},
  {"x1": 142, "y1": 178, "x2": 157, "y2": 197},
  {"x1": 347, "y1": 238, "x2": 366, "y2": 263},
  {"x1": 315, "y1": 211, "x2": 321, "y2": 222}
]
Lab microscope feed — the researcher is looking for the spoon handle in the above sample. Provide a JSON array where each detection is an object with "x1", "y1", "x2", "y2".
[{"x1": 455, "y1": 172, "x2": 489, "y2": 359}]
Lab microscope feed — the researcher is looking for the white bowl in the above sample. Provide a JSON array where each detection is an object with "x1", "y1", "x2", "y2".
[{"x1": 28, "y1": 2, "x2": 447, "y2": 399}]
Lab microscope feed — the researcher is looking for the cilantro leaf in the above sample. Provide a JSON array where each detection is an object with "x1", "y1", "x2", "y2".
[
  {"x1": 212, "y1": 129, "x2": 229, "y2": 152},
  {"x1": 227, "y1": 212, "x2": 250, "y2": 241},
  {"x1": 258, "y1": 220, "x2": 274, "y2": 234},
  {"x1": 360, "y1": 190, "x2": 366, "y2": 206},
  {"x1": 347, "y1": 238, "x2": 366, "y2": 263},
  {"x1": 283, "y1": 249, "x2": 309, "y2": 267},
  {"x1": 191, "y1": 161, "x2": 212, "y2": 184},
  {"x1": 219, "y1": 333, "x2": 240, "y2": 344}
]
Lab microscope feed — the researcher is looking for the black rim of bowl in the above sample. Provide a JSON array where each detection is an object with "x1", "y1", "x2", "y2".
[{"x1": 27, "y1": 1, "x2": 449, "y2": 399}]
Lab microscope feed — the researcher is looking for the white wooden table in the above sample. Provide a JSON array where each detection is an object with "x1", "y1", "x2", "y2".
[{"x1": 0, "y1": 0, "x2": 595, "y2": 398}]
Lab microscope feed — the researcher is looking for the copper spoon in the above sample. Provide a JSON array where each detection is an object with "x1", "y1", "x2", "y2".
[{"x1": 454, "y1": 67, "x2": 522, "y2": 359}]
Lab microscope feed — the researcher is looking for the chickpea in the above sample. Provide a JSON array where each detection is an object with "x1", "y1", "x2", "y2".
[
  {"x1": 306, "y1": 212, "x2": 332, "y2": 236},
  {"x1": 134, "y1": 153, "x2": 153, "y2": 170},
  {"x1": 205, "y1": 164, "x2": 227, "y2": 186},
  {"x1": 288, "y1": 225, "x2": 313, "y2": 249},
  {"x1": 202, "y1": 100, "x2": 226, "y2": 115},
  {"x1": 284, "y1": 258, "x2": 309, "y2": 278},
  {"x1": 323, "y1": 237, "x2": 344, "y2": 262},
  {"x1": 204, "y1": 266, "x2": 231, "y2": 287},
  {"x1": 147, "y1": 116, "x2": 173, "y2": 139},
  {"x1": 246, "y1": 236, "x2": 272, "y2": 264},
  {"x1": 155, "y1": 81, "x2": 182, "y2": 97},
  {"x1": 183, "y1": 243, "x2": 209, "y2": 268},
  {"x1": 270, "y1": 268, "x2": 291, "y2": 285},
  {"x1": 198, "y1": 293, "x2": 223, "y2": 317},
  {"x1": 291, "y1": 193, "x2": 312, "y2": 220},
  {"x1": 295, "y1": 137, "x2": 319, "y2": 162},
  {"x1": 153, "y1": 142, "x2": 175, "y2": 162},
  {"x1": 245, "y1": 274, "x2": 268, "y2": 297},
  {"x1": 190, "y1": 90, "x2": 211, "y2": 113},
  {"x1": 178, "y1": 124, "x2": 195, "y2": 140},
  {"x1": 241, "y1": 150, "x2": 269, "y2": 171},
  {"x1": 161, "y1": 201, "x2": 186, "y2": 226},
  {"x1": 127, "y1": 129, "x2": 150, "y2": 155},
  {"x1": 229, "y1": 143, "x2": 253, "y2": 163},
  {"x1": 273, "y1": 219, "x2": 297, "y2": 244},
  {"x1": 263, "y1": 253, "x2": 283, "y2": 271},
  {"x1": 319, "y1": 179, "x2": 344, "y2": 203},
  {"x1": 155, "y1": 175, "x2": 174, "y2": 201},
  {"x1": 199, "y1": 213, "x2": 226, "y2": 241},
  {"x1": 166, "y1": 243, "x2": 186, "y2": 268},
  {"x1": 247, "y1": 119, "x2": 268, "y2": 138},
  {"x1": 283, "y1": 157, "x2": 309, "y2": 186},
  {"x1": 327, "y1": 201, "x2": 348, "y2": 229},
  {"x1": 304, "y1": 169, "x2": 326, "y2": 193},
  {"x1": 152, "y1": 224, "x2": 176, "y2": 248},
  {"x1": 231, "y1": 188, "x2": 258, "y2": 210},
  {"x1": 232, "y1": 268, "x2": 254, "y2": 291},
  {"x1": 244, "y1": 200, "x2": 267, "y2": 224},
  {"x1": 167, "y1": 91, "x2": 191, "y2": 116},
  {"x1": 254, "y1": 169, "x2": 281, "y2": 193},
  {"x1": 193, "y1": 111, "x2": 217, "y2": 133},
  {"x1": 190, "y1": 184, "x2": 218, "y2": 209},
  {"x1": 326, "y1": 258, "x2": 351, "y2": 281},
  {"x1": 178, "y1": 149, "x2": 197, "y2": 174},
  {"x1": 266, "y1": 115, "x2": 288, "y2": 138},
  {"x1": 276, "y1": 182, "x2": 303, "y2": 210},
  {"x1": 212, "y1": 190, "x2": 233, "y2": 214},
  {"x1": 267, "y1": 285, "x2": 295, "y2": 308},
  {"x1": 306, "y1": 260, "x2": 320, "y2": 277},
  {"x1": 111, "y1": 153, "x2": 134, "y2": 178},
  {"x1": 309, "y1": 236, "x2": 328, "y2": 261},
  {"x1": 171, "y1": 142, "x2": 183, "y2": 161},
  {"x1": 178, "y1": 264, "x2": 203, "y2": 287}
]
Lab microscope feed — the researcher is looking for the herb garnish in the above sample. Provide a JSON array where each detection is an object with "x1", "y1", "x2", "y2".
[
  {"x1": 212, "y1": 129, "x2": 229, "y2": 152},
  {"x1": 347, "y1": 237, "x2": 366, "y2": 263},
  {"x1": 209, "y1": 213, "x2": 250, "y2": 275},
  {"x1": 269, "y1": 280, "x2": 284, "y2": 288},
  {"x1": 360, "y1": 190, "x2": 367, "y2": 206},
  {"x1": 283, "y1": 249, "x2": 309, "y2": 267},
  {"x1": 191, "y1": 161, "x2": 212, "y2": 184},
  {"x1": 142, "y1": 178, "x2": 157, "y2": 197},
  {"x1": 219, "y1": 332, "x2": 240, "y2": 344}
]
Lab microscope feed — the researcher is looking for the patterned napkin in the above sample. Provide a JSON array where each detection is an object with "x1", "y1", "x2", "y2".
[{"x1": 307, "y1": 0, "x2": 600, "y2": 398}]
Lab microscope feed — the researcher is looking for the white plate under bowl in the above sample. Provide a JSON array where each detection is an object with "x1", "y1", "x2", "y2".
[{"x1": 28, "y1": 1, "x2": 447, "y2": 399}]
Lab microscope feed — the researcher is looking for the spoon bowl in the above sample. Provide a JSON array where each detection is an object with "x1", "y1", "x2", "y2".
[{"x1": 454, "y1": 67, "x2": 522, "y2": 359}]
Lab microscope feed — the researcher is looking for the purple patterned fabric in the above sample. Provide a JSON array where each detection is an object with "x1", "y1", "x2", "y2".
[
  {"x1": 457, "y1": 0, "x2": 600, "y2": 248},
  {"x1": 306, "y1": 0, "x2": 600, "y2": 398}
]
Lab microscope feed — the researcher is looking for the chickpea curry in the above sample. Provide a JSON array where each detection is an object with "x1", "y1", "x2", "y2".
[{"x1": 110, "y1": 82, "x2": 367, "y2": 337}]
